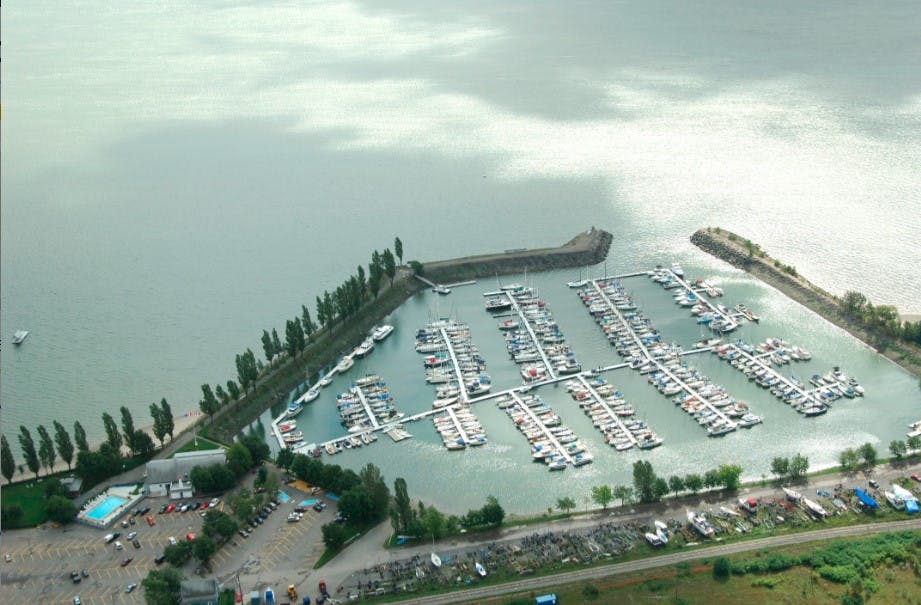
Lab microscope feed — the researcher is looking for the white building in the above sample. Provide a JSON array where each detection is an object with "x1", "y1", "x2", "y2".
[{"x1": 144, "y1": 450, "x2": 226, "y2": 498}]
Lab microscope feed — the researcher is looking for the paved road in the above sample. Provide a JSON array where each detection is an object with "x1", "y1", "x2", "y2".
[{"x1": 393, "y1": 518, "x2": 921, "y2": 605}]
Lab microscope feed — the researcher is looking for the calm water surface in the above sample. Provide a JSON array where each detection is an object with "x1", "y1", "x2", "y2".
[{"x1": 2, "y1": 1, "x2": 920, "y2": 512}]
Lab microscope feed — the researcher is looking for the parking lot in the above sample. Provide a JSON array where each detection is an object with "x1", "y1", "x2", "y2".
[
  {"x1": 0, "y1": 496, "x2": 210, "y2": 604},
  {"x1": 1, "y1": 480, "x2": 331, "y2": 605}
]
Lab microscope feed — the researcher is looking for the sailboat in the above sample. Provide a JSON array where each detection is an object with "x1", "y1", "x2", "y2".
[
  {"x1": 567, "y1": 268, "x2": 588, "y2": 289},
  {"x1": 430, "y1": 537, "x2": 442, "y2": 567}
]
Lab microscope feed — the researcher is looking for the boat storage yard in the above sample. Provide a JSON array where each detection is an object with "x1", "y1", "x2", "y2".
[{"x1": 269, "y1": 263, "x2": 868, "y2": 471}]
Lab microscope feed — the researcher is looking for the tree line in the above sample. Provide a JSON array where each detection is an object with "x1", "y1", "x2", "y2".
[
  {"x1": 199, "y1": 237, "x2": 411, "y2": 424},
  {"x1": 841, "y1": 290, "x2": 921, "y2": 348},
  {"x1": 275, "y1": 449, "x2": 503, "y2": 550},
  {"x1": 1, "y1": 399, "x2": 175, "y2": 485}
]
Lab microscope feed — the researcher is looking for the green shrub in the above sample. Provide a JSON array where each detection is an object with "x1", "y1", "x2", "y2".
[
  {"x1": 582, "y1": 583, "x2": 600, "y2": 599},
  {"x1": 751, "y1": 577, "x2": 780, "y2": 588},
  {"x1": 713, "y1": 557, "x2": 732, "y2": 581}
]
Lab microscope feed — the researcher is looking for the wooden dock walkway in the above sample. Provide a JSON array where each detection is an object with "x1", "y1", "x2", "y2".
[
  {"x1": 509, "y1": 392, "x2": 574, "y2": 465},
  {"x1": 352, "y1": 384, "x2": 381, "y2": 429},
  {"x1": 575, "y1": 375, "x2": 638, "y2": 448},
  {"x1": 504, "y1": 290, "x2": 557, "y2": 380},
  {"x1": 439, "y1": 327, "x2": 469, "y2": 402}
]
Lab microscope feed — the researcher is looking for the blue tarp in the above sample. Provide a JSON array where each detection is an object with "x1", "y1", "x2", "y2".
[
  {"x1": 853, "y1": 488, "x2": 878, "y2": 509},
  {"x1": 905, "y1": 499, "x2": 919, "y2": 514}
]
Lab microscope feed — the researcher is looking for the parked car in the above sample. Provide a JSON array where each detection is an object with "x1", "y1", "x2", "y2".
[
  {"x1": 141, "y1": 507, "x2": 151, "y2": 515},
  {"x1": 132, "y1": 540, "x2": 141, "y2": 549},
  {"x1": 114, "y1": 542, "x2": 123, "y2": 551},
  {"x1": 121, "y1": 520, "x2": 129, "y2": 528},
  {"x1": 165, "y1": 504, "x2": 176, "y2": 514},
  {"x1": 4, "y1": 553, "x2": 12, "y2": 562},
  {"x1": 239, "y1": 529, "x2": 249, "y2": 538},
  {"x1": 73, "y1": 597, "x2": 81, "y2": 605},
  {"x1": 70, "y1": 571, "x2": 82, "y2": 584},
  {"x1": 168, "y1": 537, "x2": 177, "y2": 546},
  {"x1": 313, "y1": 503, "x2": 324, "y2": 512},
  {"x1": 81, "y1": 569, "x2": 89, "y2": 578},
  {"x1": 185, "y1": 533, "x2": 196, "y2": 542},
  {"x1": 120, "y1": 557, "x2": 133, "y2": 567},
  {"x1": 158, "y1": 504, "x2": 168, "y2": 514},
  {"x1": 125, "y1": 582, "x2": 138, "y2": 593},
  {"x1": 146, "y1": 515, "x2": 156, "y2": 526},
  {"x1": 154, "y1": 554, "x2": 166, "y2": 565},
  {"x1": 126, "y1": 532, "x2": 137, "y2": 541},
  {"x1": 209, "y1": 497, "x2": 220, "y2": 508},
  {"x1": 869, "y1": 479, "x2": 880, "y2": 489},
  {"x1": 911, "y1": 474, "x2": 921, "y2": 483}
]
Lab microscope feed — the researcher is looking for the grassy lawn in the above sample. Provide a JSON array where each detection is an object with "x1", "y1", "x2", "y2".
[
  {"x1": 473, "y1": 533, "x2": 921, "y2": 605},
  {"x1": 171, "y1": 436, "x2": 226, "y2": 456},
  {"x1": 1, "y1": 479, "x2": 50, "y2": 527}
]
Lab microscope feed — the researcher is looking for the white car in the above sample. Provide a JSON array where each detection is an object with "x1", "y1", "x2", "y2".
[
  {"x1": 114, "y1": 542, "x2": 123, "y2": 550},
  {"x1": 168, "y1": 537, "x2": 177, "y2": 546},
  {"x1": 126, "y1": 532, "x2": 137, "y2": 541},
  {"x1": 209, "y1": 498, "x2": 220, "y2": 508}
]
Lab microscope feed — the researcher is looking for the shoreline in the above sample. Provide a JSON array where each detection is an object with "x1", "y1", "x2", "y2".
[
  {"x1": 6, "y1": 411, "x2": 206, "y2": 484},
  {"x1": 691, "y1": 227, "x2": 921, "y2": 380}
]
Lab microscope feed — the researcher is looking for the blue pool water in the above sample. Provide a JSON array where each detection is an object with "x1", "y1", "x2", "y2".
[
  {"x1": 85, "y1": 496, "x2": 127, "y2": 521},
  {"x1": 277, "y1": 491, "x2": 290, "y2": 503},
  {"x1": 298, "y1": 499, "x2": 318, "y2": 507}
]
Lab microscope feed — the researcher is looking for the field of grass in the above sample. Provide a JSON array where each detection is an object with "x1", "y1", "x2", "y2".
[
  {"x1": 171, "y1": 436, "x2": 225, "y2": 456},
  {"x1": 1, "y1": 479, "x2": 51, "y2": 527}
]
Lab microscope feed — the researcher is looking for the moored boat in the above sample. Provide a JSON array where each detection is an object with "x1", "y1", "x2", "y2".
[{"x1": 12, "y1": 330, "x2": 29, "y2": 345}]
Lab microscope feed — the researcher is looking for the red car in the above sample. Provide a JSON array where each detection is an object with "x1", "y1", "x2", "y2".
[
  {"x1": 185, "y1": 533, "x2": 196, "y2": 542},
  {"x1": 145, "y1": 515, "x2": 156, "y2": 526},
  {"x1": 165, "y1": 504, "x2": 176, "y2": 514},
  {"x1": 911, "y1": 474, "x2": 921, "y2": 483}
]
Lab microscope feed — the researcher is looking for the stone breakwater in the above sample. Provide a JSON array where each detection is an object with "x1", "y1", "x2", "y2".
[
  {"x1": 423, "y1": 227, "x2": 613, "y2": 282},
  {"x1": 691, "y1": 227, "x2": 921, "y2": 379}
]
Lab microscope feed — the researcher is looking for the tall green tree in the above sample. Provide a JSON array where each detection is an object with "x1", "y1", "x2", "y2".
[
  {"x1": 668, "y1": 475, "x2": 685, "y2": 498},
  {"x1": 789, "y1": 454, "x2": 809, "y2": 479},
  {"x1": 557, "y1": 496, "x2": 576, "y2": 515},
  {"x1": 858, "y1": 442, "x2": 878, "y2": 470},
  {"x1": 141, "y1": 567, "x2": 185, "y2": 605},
  {"x1": 591, "y1": 485, "x2": 613, "y2": 510},
  {"x1": 839, "y1": 448, "x2": 860, "y2": 471},
  {"x1": 46, "y1": 495, "x2": 77, "y2": 524},
  {"x1": 684, "y1": 473, "x2": 703, "y2": 494},
  {"x1": 102, "y1": 412, "x2": 122, "y2": 455},
  {"x1": 285, "y1": 319, "x2": 305, "y2": 359},
  {"x1": 613, "y1": 485, "x2": 634, "y2": 506},
  {"x1": 392, "y1": 477, "x2": 414, "y2": 534},
  {"x1": 272, "y1": 328, "x2": 283, "y2": 352},
  {"x1": 120, "y1": 406, "x2": 137, "y2": 455},
  {"x1": 36, "y1": 425, "x2": 56, "y2": 474},
  {"x1": 394, "y1": 237, "x2": 403, "y2": 265},
  {"x1": 261, "y1": 329, "x2": 275, "y2": 363},
  {"x1": 633, "y1": 460, "x2": 658, "y2": 503},
  {"x1": 356, "y1": 267, "x2": 367, "y2": 302},
  {"x1": 215, "y1": 384, "x2": 229, "y2": 407},
  {"x1": 150, "y1": 402, "x2": 166, "y2": 447},
  {"x1": 907, "y1": 435, "x2": 921, "y2": 453},
  {"x1": 19, "y1": 426, "x2": 40, "y2": 478},
  {"x1": 160, "y1": 398, "x2": 175, "y2": 442},
  {"x1": 889, "y1": 440, "x2": 907, "y2": 459},
  {"x1": 382, "y1": 248, "x2": 396, "y2": 286},
  {"x1": 73, "y1": 420, "x2": 89, "y2": 453},
  {"x1": 301, "y1": 305, "x2": 317, "y2": 339},
  {"x1": 52, "y1": 421, "x2": 75, "y2": 470},
  {"x1": 226, "y1": 381, "x2": 241, "y2": 402},
  {"x1": 191, "y1": 535, "x2": 217, "y2": 563},
  {"x1": 132, "y1": 430, "x2": 155, "y2": 458},
  {"x1": 770, "y1": 456, "x2": 790, "y2": 480},
  {"x1": 717, "y1": 464, "x2": 743, "y2": 490},
  {"x1": 199, "y1": 384, "x2": 220, "y2": 424},
  {"x1": 1, "y1": 435, "x2": 16, "y2": 484}
]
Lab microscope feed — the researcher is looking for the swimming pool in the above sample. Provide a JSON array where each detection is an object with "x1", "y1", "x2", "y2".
[
  {"x1": 298, "y1": 499, "x2": 318, "y2": 507},
  {"x1": 277, "y1": 491, "x2": 290, "y2": 503},
  {"x1": 84, "y1": 496, "x2": 127, "y2": 521}
]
